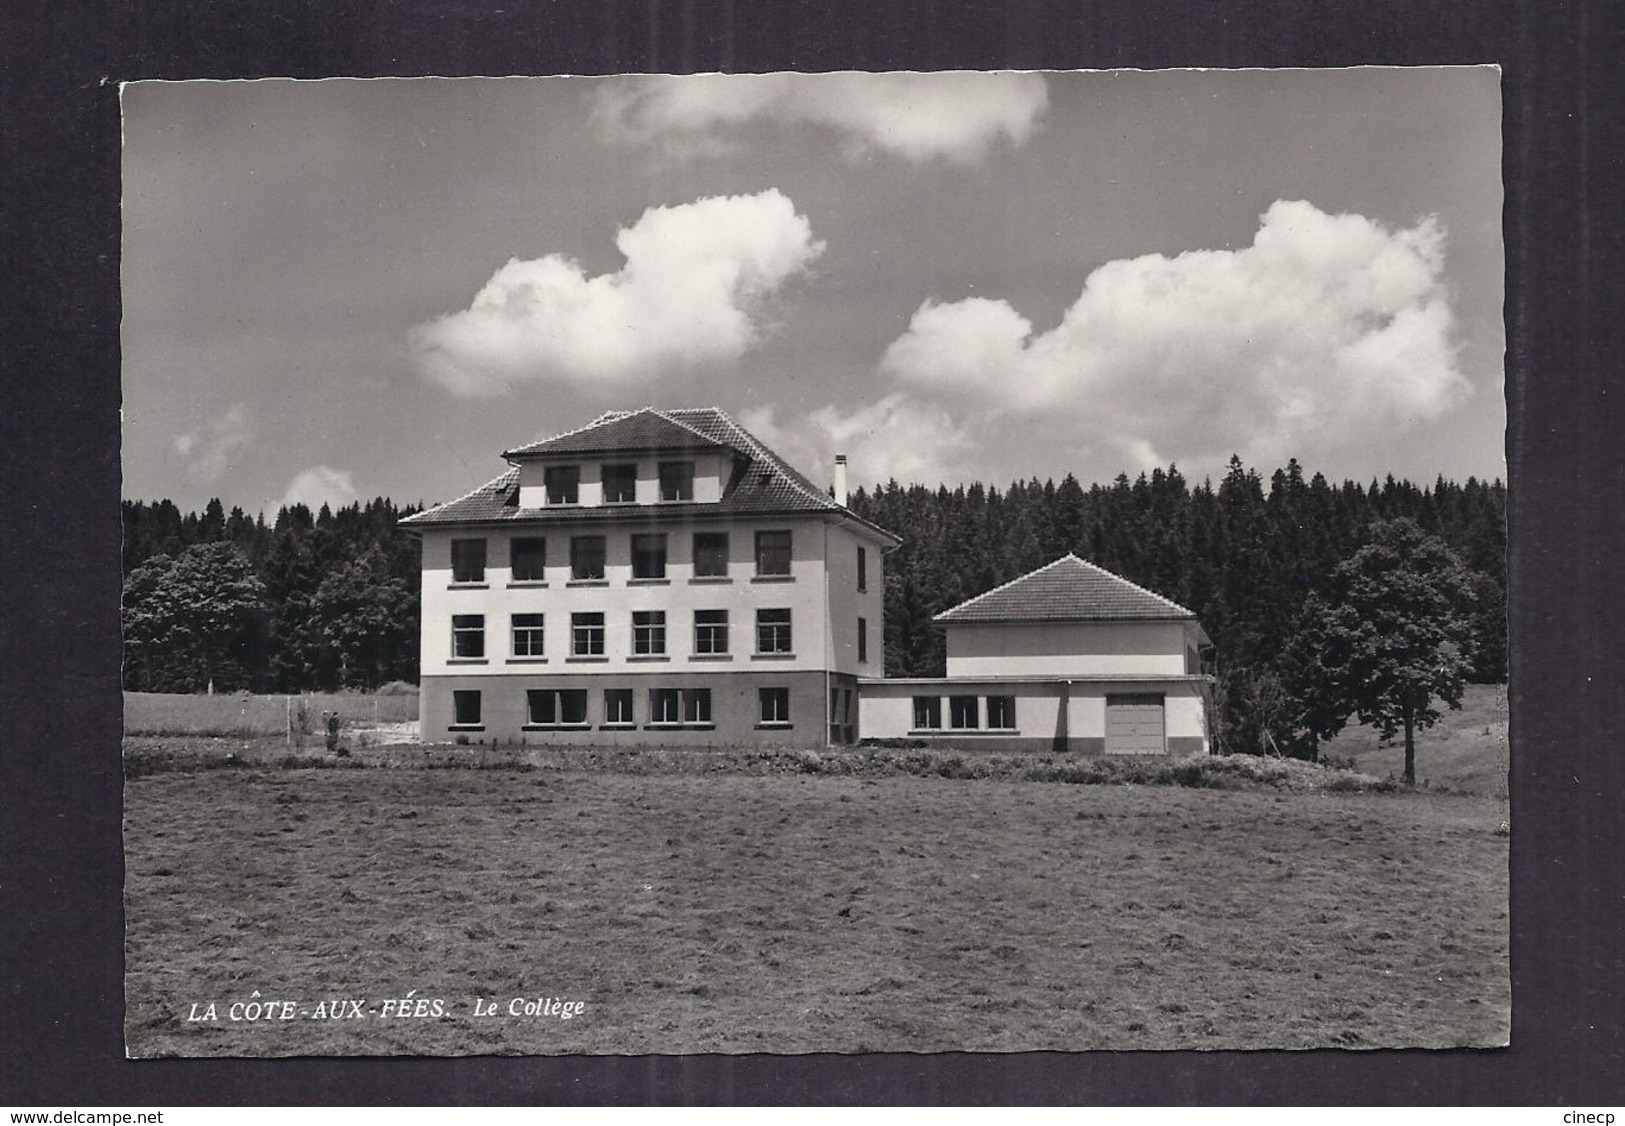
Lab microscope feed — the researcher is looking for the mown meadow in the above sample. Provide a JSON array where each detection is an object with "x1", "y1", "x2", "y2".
[{"x1": 122, "y1": 686, "x2": 1509, "y2": 1056}]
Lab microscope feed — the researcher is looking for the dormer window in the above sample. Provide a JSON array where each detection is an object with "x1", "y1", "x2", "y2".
[
  {"x1": 602, "y1": 463, "x2": 637, "y2": 503},
  {"x1": 544, "y1": 465, "x2": 580, "y2": 505},
  {"x1": 658, "y1": 460, "x2": 695, "y2": 502}
]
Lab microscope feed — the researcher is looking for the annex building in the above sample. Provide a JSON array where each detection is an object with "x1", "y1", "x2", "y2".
[
  {"x1": 401, "y1": 408, "x2": 898, "y2": 746},
  {"x1": 403, "y1": 408, "x2": 1212, "y2": 756},
  {"x1": 859, "y1": 554, "x2": 1214, "y2": 756}
]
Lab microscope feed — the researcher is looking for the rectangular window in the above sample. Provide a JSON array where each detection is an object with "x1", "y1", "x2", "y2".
[
  {"x1": 684, "y1": 688, "x2": 712, "y2": 725},
  {"x1": 601, "y1": 463, "x2": 638, "y2": 503},
  {"x1": 756, "y1": 608, "x2": 792, "y2": 654},
  {"x1": 950, "y1": 695, "x2": 980, "y2": 730},
  {"x1": 649, "y1": 687, "x2": 681, "y2": 725},
  {"x1": 604, "y1": 688, "x2": 634, "y2": 726},
  {"x1": 544, "y1": 465, "x2": 580, "y2": 505},
  {"x1": 570, "y1": 535, "x2": 606, "y2": 581},
  {"x1": 452, "y1": 690, "x2": 482, "y2": 727},
  {"x1": 693, "y1": 532, "x2": 730, "y2": 577},
  {"x1": 526, "y1": 689, "x2": 588, "y2": 726},
  {"x1": 857, "y1": 545, "x2": 868, "y2": 592},
  {"x1": 913, "y1": 696, "x2": 942, "y2": 730},
  {"x1": 559, "y1": 689, "x2": 588, "y2": 725},
  {"x1": 658, "y1": 460, "x2": 694, "y2": 501},
  {"x1": 451, "y1": 614, "x2": 485, "y2": 659},
  {"x1": 754, "y1": 529, "x2": 792, "y2": 576},
  {"x1": 450, "y1": 538, "x2": 486, "y2": 584},
  {"x1": 571, "y1": 611, "x2": 605, "y2": 656},
  {"x1": 526, "y1": 688, "x2": 556, "y2": 726},
  {"x1": 694, "y1": 609, "x2": 729, "y2": 654},
  {"x1": 631, "y1": 533, "x2": 667, "y2": 579},
  {"x1": 632, "y1": 610, "x2": 667, "y2": 656},
  {"x1": 857, "y1": 617, "x2": 868, "y2": 663},
  {"x1": 759, "y1": 687, "x2": 790, "y2": 725},
  {"x1": 987, "y1": 695, "x2": 1017, "y2": 730},
  {"x1": 510, "y1": 536, "x2": 546, "y2": 582},
  {"x1": 511, "y1": 613, "x2": 545, "y2": 657}
]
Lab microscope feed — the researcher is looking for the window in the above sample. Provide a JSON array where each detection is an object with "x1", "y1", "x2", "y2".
[
  {"x1": 631, "y1": 533, "x2": 667, "y2": 579},
  {"x1": 451, "y1": 614, "x2": 485, "y2": 659},
  {"x1": 658, "y1": 460, "x2": 694, "y2": 501},
  {"x1": 950, "y1": 695, "x2": 980, "y2": 730},
  {"x1": 571, "y1": 611, "x2": 605, "y2": 656},
  {"x1": 544, "y1": 465, "x2": 580, "y2": 505},
  {"x1": 684, "y1": 688, "x2": 712, "y2": 725},
  {"x1": 527, "y1": 689, "x2": 588, "y2": 727},
  {"x1": 759, "y1": 687, "x2": 790, "y2": 726},
  {"x1": 570, "y1": 535, "x2": 606, "y2": 581},
  {"x1": 987, "y1": 695, "x2": 1017, "y2": 729},
  {"x1": 510, "y1": 536, "x2": 546, "y2": 582},
  {"x1": 511, "y1": 613, "x2": 545, "y2": 657},
  {"x1": 754, "y1": 530, "x2": 792, "y2": 576},
  {"x1": 693, "y1": 532, "x2": 730, "y2": 577},
  {"x1": 604, "y1": 688, "x2": 635, "y2": 726},
  {"x1": 452, "y1": 690, "x2": 482, "y2": 728},
  {"x1": 913, "y1": 696, "x2": 942, "y2": 730},
  {"x1": 756, "y1": 608, "x2": 792, "y2": 654},
  {"x1": 857, "y1": 617, "x2": 868, "y2": 663},
  {"x1": 694, "y1": 609, "x2": 729, "y2": 654},
  {"x1": 450, "y1": 538, "x2": 486, "y2": 584},
  {"x1": 601, "y1": 463, "x2": 638, "y2": 503},
  {"x1": 857, "y1": 545, "x2": 868, "y2": 592},
  {"x1": 632, "y1": 610, "x2": 667, "y2": 656},
  {"x1": 649, "y1": 687, "x2": 681, "y2": 725}
]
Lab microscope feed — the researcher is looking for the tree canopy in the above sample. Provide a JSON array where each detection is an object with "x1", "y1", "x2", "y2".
[{"x1": 1282, "y1": 518, "x2": 1478, "y2": 782}]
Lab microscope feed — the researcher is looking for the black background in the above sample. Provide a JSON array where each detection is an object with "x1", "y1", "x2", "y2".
[{"x1": 3, "y1": 0, "x2": 1622, "y2": 1106}]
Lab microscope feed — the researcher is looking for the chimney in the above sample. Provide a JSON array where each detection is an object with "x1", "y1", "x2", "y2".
[{"x1": 833, "y1": 453, "x2": 848, "y2": 507}]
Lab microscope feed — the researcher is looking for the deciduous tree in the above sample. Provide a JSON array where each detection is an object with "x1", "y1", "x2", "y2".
[{"x1": 1283, "y1": 518, "x2": 1476, "y2": 783}]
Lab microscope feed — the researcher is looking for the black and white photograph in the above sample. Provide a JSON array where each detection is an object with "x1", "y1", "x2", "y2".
[{"x1": 118, "y1": 68, "x2": 1508, "y2": 1058}]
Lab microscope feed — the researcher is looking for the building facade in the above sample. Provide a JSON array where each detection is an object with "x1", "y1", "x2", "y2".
[
  {"x1": 402, "y1": 408, "x2": 899, "y2": 747},
  {"x1": 859, "y1": 554, "x2": 1214, "y2": 755}
]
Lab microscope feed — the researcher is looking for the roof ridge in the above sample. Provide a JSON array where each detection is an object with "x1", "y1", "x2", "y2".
[
  {"x1": 1072, "y1": 555, "x2": 1195, "y2": 616},
  {"x1": 933, "y1": 554, "x2": 1078, "y2": 620},
  {"x1": 401, "y1": 466, "x2": 517, "y2": 523},
  {"x1": 504, "y1": 410, "x2": 632, "y2": 458}
]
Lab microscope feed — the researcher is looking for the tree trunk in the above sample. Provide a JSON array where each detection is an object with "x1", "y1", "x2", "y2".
[{"x1": 1403, "y1": 709, "x2": 1416, "y2": 785}]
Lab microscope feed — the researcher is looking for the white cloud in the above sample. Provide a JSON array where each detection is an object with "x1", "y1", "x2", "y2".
[
  {"x1": 279, "y1": 465, "x2": 359, "y2": 512},
  {"x1": 173, "y1": 404, "x2": 251, "y2": 482},
  {"x1": 878, "y1": 200, "x2": 1472, "y2": 470},
  {"x1": 741, "y1": 393, "x2": 980, "y2": 488},
  {"x1": 591, "y1": 72, "x2": 1049, "y2": 164},
  {"x1": 411, "y1": 189, "x2": 824, "y2": 397}
]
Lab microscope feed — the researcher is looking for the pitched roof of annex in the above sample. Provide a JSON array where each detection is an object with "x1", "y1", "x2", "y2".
[{"x1": 933, "y1": 554, "x2": 1198, "y2": 624}]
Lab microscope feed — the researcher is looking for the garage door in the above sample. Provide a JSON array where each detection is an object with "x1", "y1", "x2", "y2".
[{"x1": 1105, "y1": 693, "x2": 1166, "y2": 755}]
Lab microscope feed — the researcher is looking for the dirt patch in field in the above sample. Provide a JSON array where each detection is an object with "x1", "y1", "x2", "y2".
[{"x1": 123, "y1": 769, "x2": 1509, "y2": 1056}]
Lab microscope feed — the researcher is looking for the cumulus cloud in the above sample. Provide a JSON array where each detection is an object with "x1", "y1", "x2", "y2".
[
  {"x1": 173, "y1": 404, "x2": 251, "y2": 482},
  {"x1": 279, "y1": 466, "x2": 359, "y2": 512},
  {"x1": 741, "y1": 393, "x2": 980, "y2": 488},
  {"x1": 878, "y1": 200, "x2": 1472, "y2": 469},
  {"x1": 411, "y1": 189, "x2": 824, "y2": 397},
  {"x1": 591, "y1": 72, "x2": 1049, "y2": 164}
]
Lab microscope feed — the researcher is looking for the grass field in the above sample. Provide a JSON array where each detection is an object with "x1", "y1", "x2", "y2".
[
  {"x1": 1320, "y1": 682, "x2": 1509, "y2": 797},
  {"x1": 124, "y1": 690, "x2": 418, "y2": 738},
  {"x1": 123, "y1": 762, "x2": 1509, "y2": 1056}
]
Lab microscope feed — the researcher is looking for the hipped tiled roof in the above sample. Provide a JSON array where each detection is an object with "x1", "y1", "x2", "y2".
[
  {"x1": 503, "y1": 408, "x2": 728, "y2": 458},
  {"x1": 934, "y1": 554, "x2": 1196, "y2": 624},
  {"x1": 401, "y1": 407, "x2": 899, "y2": 544}
]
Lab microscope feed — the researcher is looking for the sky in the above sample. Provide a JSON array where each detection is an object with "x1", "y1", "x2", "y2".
[{"x1": 120, "y1": 69, "x2": 1504, "y2": 515}]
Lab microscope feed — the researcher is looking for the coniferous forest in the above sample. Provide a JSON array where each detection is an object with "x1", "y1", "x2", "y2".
[{"x1": 121, "y1": 458, "x2": 1506, "y2": 755}]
